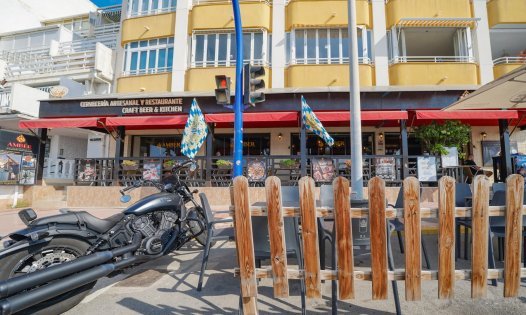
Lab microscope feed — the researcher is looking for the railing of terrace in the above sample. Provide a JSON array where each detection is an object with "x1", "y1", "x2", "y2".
[{"x1": 73, "y1": 154, "x2": 458, "y2": 187}]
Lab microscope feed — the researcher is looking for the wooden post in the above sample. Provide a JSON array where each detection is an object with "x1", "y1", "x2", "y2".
[
  {"x1": 333, "y1": 177, "x2": 354, "y2": 300},
  {"x1": 471, "y1": 175, "x2": 490, "y2": 299},
  {"x1": 369, "y1": 177, "x2": 388, "y2": 300},
  {"x1": 233, "y1": 176, "x2": 258, "y2": 314},
  {"x1": 299, "y1": 176, "x2": 321, "y2": 298},
  {"x1": 403, "y1": 177, "x2": 421, "y2": 301},
  {"x1": 504, "y1": 174, "x2": 524, "y2": 297},
  {"x1": 438, "y1": 176, "x2": 456, "y2": 299},
  {"x1": 265, "y1": 176, "x2": 289, "y2": 298}
]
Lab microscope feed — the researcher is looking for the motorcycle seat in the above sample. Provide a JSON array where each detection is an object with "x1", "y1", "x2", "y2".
[{"x1": 32, "y1": 211, "x2": 125, "y2": 234}]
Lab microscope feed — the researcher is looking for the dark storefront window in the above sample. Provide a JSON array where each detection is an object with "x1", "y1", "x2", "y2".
[
  {"x1": 408, "y1": 133, "x2": 423, "y2": 155},
  {"x1": 291, "y1": 133, "x2": 375, "y2": 155},
  {"x1": 384, "y1": 133, "x2": 400, "y2": 155},
  {"x1": 138, "y1": 135, "x2": 183, "y2": 157},
  {"x1": 214, "y1": 134, "x2": 270, "y2": 156}
]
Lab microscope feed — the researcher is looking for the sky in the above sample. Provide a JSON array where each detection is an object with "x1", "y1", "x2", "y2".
[{"x1": 90, "y1": 0, "x2": 121, "y2": 7}]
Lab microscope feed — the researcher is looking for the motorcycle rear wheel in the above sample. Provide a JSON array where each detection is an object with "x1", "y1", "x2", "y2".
[
  {"x1": 0, "y1": 237, "x2": 96, "y2": 315},
  {"x1": 187, "y1": 206, "x2": 208, "y2": 246}
]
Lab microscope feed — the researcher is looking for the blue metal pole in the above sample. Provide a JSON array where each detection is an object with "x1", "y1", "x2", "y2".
[{"x1": 232, "y1": 0, "x2": 244, "y2": 178}]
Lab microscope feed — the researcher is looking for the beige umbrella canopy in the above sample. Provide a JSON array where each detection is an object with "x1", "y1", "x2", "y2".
[{"x1": 445, "y1": 64, "x2": 526, "y2": 110}]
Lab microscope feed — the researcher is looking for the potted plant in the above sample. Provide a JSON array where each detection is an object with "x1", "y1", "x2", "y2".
[
  {"x1": 216, "y1": 159, "x2": 233, "y2": 169},
  {"x1": 163, "y1": 159, "x2": 176, "y2": 169},
  {"x1": 122, "y1": 160, "x2": 138, "y2": 171},
  {"x1": 414, "y1": 120, "x2": 471, "y2": 159},
  {"x1": 280, "y1": 159, "x2": 298, "y2": 168}
]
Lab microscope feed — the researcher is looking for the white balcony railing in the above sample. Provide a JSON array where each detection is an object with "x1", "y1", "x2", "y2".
[
  {"x1": 493, "y1": 57, "x2": 526, "y2": 65},
  {"x1": 191, "y1": 59, "x2": 269, "y2": 68},
  {"x1": 193, "y1": 0, "x2": 271, "y2": 5},
  {"x1": 287, "y1": 56, "x2": 371, "y2": 66},
  {"x1": 43, "y1": 158, "x2": 75, "y2": 180},
  {"x1": 6, "y1": 51, "x2": 95, "y2": 78},
  {"x1": 121, "y1": 66, "x2": 173, "y2": 77},
  {"x1": 389, "y1": 56, "x2": 475, "y2": 64},
  {"x1": 0, "y1": 90, "x2": 12, "y2": 112}
]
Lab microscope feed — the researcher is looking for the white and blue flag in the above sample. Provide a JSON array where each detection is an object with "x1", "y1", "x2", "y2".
[
  {"x1": 181, "y1": 98, "x2": 208, "y2": 159},
  {"x1": 301, "y1": 96, "x2": 334, "y2": 146}
]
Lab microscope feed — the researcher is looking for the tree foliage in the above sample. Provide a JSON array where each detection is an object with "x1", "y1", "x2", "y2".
[{"x1": 414, "y1": 120, "x2": 471, "y2": 158}]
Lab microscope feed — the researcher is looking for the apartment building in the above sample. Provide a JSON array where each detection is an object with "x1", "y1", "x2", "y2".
[
  {"x1": 16, "y1": 0, "x2": 526, "y2": 189},
  {"x1": 0, "y1": 1, "x2": 122, "y2": 203}
]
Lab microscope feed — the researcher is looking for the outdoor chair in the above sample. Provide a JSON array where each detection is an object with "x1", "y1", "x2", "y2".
[
  {"x1": 250, "y1": 216, "x2": 306, "y2": 314},
  {"x1": 321, "y1": 184, "x2": 402, "y2": 315},
  {"x1": 197, "y1": 193, "x2": 235, "y2": 292},
  {"x1": 388, "y1": 187, "x2": 432, "y2": 270},
  {"x1": 454, "y1": 183, "x2": 473, "y2": 260}
]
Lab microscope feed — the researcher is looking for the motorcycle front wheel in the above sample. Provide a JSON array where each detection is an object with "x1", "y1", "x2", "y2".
[{"x1": 0, "y1": 237, "x2": 96, "y2": 315}]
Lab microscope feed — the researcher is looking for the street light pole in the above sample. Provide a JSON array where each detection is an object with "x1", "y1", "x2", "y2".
[
  {"x1": 347, "y1": 0, "x2": 364, "y2": 200},
  {"x1": 232, "y1": 0, "x2": 244, "y2": 177}
]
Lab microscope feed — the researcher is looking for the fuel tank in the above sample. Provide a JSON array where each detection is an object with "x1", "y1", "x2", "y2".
[{"x1": 123, "y1": 193, "x2": 183, "y2": 216}]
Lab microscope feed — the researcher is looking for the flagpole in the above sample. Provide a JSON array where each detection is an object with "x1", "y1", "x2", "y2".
[
  {"x1": 232, "y1": 0, "x2": 244, "y2": 178},
  {"x1": 300, "y1": 97, "x2": 307, "y2": 177},
  {"x1": 348, "y1": 0, "x2": 364, "y2": 200}
]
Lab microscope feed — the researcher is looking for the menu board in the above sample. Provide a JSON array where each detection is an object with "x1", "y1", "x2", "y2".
[
  {"x1": 441, "y1": 147, "x2": 459, "y2": 168},
  {"x1": 375, "y1": 157, "x2": 396, "y2": 181},
  {"x1": 417, "y1": 156, "x2": 437, "y2": 182},
  {"x1": 312, "y1": 158, "x2": 335, "y2": 182},
  {"x1": 0, "y1": 131, "x2": 39, "y2": 185},
  {"x1": 142, "y1": 160, "x2": 161, "y2": 181},
  {"x1": 77, "y1": 159, "x2": 96, "y2": 182},
  {"x1": 247, "y1": 160, "x2": 266, "y2": 182}
]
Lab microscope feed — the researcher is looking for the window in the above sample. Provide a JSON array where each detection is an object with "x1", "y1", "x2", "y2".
[
  {"x1": 127, "y1": 0, "x2": 176, "y2": 17},
  {"x1": 289, "y1": 28, "x2": 371, "y2": 65},
  {"x1": 137, "y1": 135, "x2": 183, "y2": 157},
  {"x1": 214, "y1": 134, "x2": 270, "y2": 156},
  {"x1": 191, "y1": 31, "x2": 268, "y2": 67},
  {"x1": 291, "y1": 133, "x2": 375, "y2": 155},
  {"x1": 123, "y1": 38, "x2": 174, "y2": 76},
  {"x1": 389, "y1": 27, "x2": 474, "y2": 63}
]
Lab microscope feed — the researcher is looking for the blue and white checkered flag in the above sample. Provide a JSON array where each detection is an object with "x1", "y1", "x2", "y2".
[
  {"x1": 301, "y1": 96, "x2": 334, "y2": 146},
  {"x1": 181, "y1": 98, "x2": 208, "y2": 159}
]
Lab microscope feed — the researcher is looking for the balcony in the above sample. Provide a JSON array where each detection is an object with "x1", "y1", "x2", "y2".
[
  {"x1": 0, "y1": 89, "x2": 11, "y2": 113},
  {"x1": 493, "y1": 57, "x2": 526, "y2": 79},
  {"x1": 385, "y1": 0, "x2": 472, "y2": 29},
  {"x1": 186, "y1": 66, "x2": 271, "y2": 91},
  {"x1": 121, "y1": 12, "x2": 176, "y2": 44},
  {"x1": 190, "y1": 0, "x2": 272, "y2": 31},
  {"x1": 487, "y1": 0, "x2": 526, "y2": 28},
  {"x1": 117, "y1": 72, "x2": 172, "y2": 93},
  {"x1": 389, "y1": 57, "x2": 478, "y2": 86},
  {"x1": 285, "y1": 62, "x2": 374, "y2": 88},
  {"x1": 286, "y1": 0, "x2": 371, "y2": 30}
]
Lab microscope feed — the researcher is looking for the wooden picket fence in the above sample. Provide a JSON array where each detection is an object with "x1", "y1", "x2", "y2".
[{"x1": 232, "y1": 174, "x2": 526, "y2": 314}]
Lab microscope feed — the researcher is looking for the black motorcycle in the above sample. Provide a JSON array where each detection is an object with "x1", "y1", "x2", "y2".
[{"x1": 0, "y1": 159, "x2": 207, "y2": 314}]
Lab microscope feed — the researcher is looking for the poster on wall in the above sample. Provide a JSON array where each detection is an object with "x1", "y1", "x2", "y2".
[
  {"x1": 481, "y1": 141, "x2": 518, "y2": 167},
  {"x1": 417, "y1": 156, "x2": 437, "y2": 182},
  {"x1": 0, "y1": 151, "x2": 22, "y2": 185},
  {"x1": 0, "y1": 131, "x2": 39, "y2": 185},
  {"x1": 374, "y1": 157, "x2": 396, "y2": 181},
  {"x1": 311, "y1": 158, "x2": 335, "y2": 182},
  {"x1": 77, "y1": 160, "x2": 97, "y2": 182},
  {"x1": 441, "y1": 147, "x2": 459, "y2": 168},
  {"x1": 142, "y1": 160, "x2": 161, "y2": 181}
]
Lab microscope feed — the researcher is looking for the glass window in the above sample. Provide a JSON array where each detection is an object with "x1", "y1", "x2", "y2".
[
  {"x1": 341, "y1": 30, "x2": 349, "y2": 60},
  {"x1": 329, "y1": 29, "x2": 339, "y2": 60},
  {"x1": 295, "y1": 30, "x2": 305, "y2": 61},
  {"x1": 306, "y1": 29, "x2": 316, "y2": 63},
  {"x1": 123, "y1": 37, "x2": 175, "y2": 75},
  {"x1": 214, "y1": 134, "x2": 270, "y2": 156},
  {"x1": 192, "y1": 31, "x2": 268, "y2": 67},
  {"x1": 138, "y1": 135, "x2": 183, "y2": 157},
  {"x1": 291, "y1": 133, "x2": 374, "y2": 155},
  {"x1": 318, "y1": 29, "x2": 328, "y2": 62},
  {"x1": 384, "y1": 133, "x2": 401, "y2": 155},
  {"x1": 129, "y1": 0, "x2": 175, "y2": 17}
]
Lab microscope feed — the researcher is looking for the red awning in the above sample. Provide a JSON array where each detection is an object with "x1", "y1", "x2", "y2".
[
  {"x1": 414, "y1": 110, "x2": 518, "y2": 120},
  {"x1": 206, "y1": 112, "x2": 299, "y2": 127},
  {"x1": 19, "y1": 117, "x2": 104, "y2": 129},
  {"x1": 105, "y1": 116, "x2": 188, "y2": 127},
  {"x1": 315, "y1": 111, "x2": 408, "y2": 122}
]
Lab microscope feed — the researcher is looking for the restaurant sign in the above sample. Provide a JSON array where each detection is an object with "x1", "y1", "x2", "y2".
[{"x1": 80, "y1": 98, "x2": 184, "y2": 115}]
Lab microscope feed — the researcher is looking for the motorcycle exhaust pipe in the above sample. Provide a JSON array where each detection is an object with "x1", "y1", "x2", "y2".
[
  {"x1": 0, "y1": 233, "x2": 142, "y2": 299},
  {"x1": 0, "y1": 252, "x2": 144, "y2": 315},
  {"x1": 0, "y1": 263, "x2": 116, "y2": 315}
]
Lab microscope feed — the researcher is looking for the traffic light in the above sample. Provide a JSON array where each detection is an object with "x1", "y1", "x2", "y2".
[
  {"x1": 243, "y1": 64, "x2": 265, "y2": 106},
  {"x1": 214, "y1": 75, "x2": 231, "y2": 105}
]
